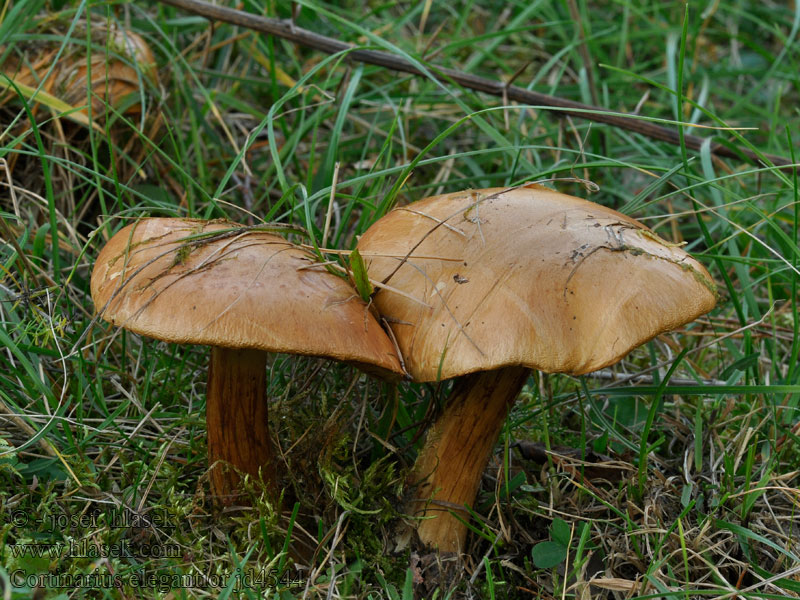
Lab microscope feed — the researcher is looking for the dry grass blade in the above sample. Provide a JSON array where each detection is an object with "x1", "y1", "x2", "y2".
[{"x1": 379, "y1": 184, "x2": 526, "y2": 286}]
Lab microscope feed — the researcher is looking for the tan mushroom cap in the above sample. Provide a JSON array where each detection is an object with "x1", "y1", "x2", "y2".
[
  {"x1": 2, "y1": 27, "x2": 157, "y2": 119},
  {"x1": 357, "y1": 185, "x2": 717, "y2": 381},
  {"x1": 92, "y1": 218, "x2": 403, "y2": 376}
]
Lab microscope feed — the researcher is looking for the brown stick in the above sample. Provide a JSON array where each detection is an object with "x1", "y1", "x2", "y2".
[
  {"x1": 206, "y1": 347, "x2": 275, "y2": 504},
  {"x1": 154, "y1": 0, "x2": 793, "y2": 170},
  {"x1": 408, "y1": 366, "x2": 529, "y2": 553}
]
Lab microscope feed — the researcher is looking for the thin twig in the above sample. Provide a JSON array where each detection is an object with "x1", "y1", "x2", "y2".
[{"x1": 154, "y1": 0, "x2": 793, "y2": 169}]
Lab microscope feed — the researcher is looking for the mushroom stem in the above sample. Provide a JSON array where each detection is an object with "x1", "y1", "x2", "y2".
[
  {"x1": 408, "y1": 366, "x2": 529, "y2": 553},
  {"x1": 206, "y1": 347, "x2": 276, "y2": 504}
]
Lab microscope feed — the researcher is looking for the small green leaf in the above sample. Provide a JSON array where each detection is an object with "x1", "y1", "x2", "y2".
[
  {"x1": 349, "y1": 248, "x2": 374, "y2": 302},
  {"x1": 531, "y1": 541, "x2": 567, "y2": 569},
  {"x1": 719, "y1": 353, "x2": 760, "y2": 381},
  {"x1": 550, "y1": 518, "x2": 571, "y2": 547}
]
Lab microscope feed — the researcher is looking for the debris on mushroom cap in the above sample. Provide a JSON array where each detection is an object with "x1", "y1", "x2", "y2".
[
  {"x1": 357, "y1": 185, "x2": 717, "y2": 381},
  {"x1": 91, "y1": 218, "x2": 403, "y2": 377}
]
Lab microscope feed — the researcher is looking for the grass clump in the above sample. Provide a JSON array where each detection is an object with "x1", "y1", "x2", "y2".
[{"x1": 2, "y1": 0, "x2": 800, "y2": 598}]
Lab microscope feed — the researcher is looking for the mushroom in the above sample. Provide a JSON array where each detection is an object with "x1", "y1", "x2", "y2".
[
  {"x1": 91, "y1": 218, "x2": 403, "y2": 503},
  {"x1": 356, "y1": 185, "x2": 717, "y2": 552},
  {"x1": 2, "y1": 24, "x2": 157, "y2": 121}
]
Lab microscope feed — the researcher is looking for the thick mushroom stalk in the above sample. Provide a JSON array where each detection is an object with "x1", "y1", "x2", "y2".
[
  {"x1": 410, "y1": 367, "x2": 528, "y2": 552},
  {"x1": 91, "y1": 218, "x2": 402, "y2": 504},
  {"x1": 206, "y1": 347, "x2": 273, "y2": 502},
  {"x1": 357, "y1": 185, "x2": 717, "y2": 552}
]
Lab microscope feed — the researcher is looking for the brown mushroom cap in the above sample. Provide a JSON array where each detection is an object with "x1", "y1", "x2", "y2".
[
  {"x1": 2, "y1": 27, "x2": 157, "y2": 119},
  {"x1": 91, "y1": 218, "x2": 403, "y2": 376},
  {"x1": 357, "y1": 185, "x2": 717, "y2": 381}
]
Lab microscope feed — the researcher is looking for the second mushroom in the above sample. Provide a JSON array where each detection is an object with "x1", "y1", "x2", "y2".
[
  {"x1": 92, "y1": 218, "x2": 402, "y2": 504},
  {"x1": 357, "y1": 184, "x2": 717, "y2": 552}
]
